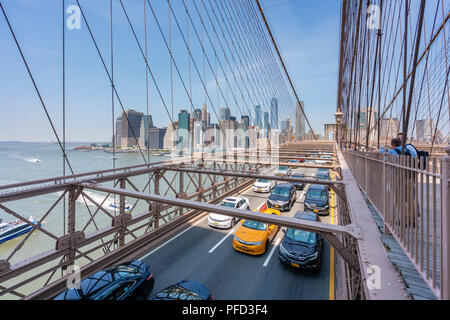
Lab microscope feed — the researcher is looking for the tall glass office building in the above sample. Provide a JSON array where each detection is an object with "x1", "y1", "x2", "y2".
[
  {"x1": 178, "y1": 110, "x2": 190, "y2": 147},
  {"x1": 255, "y1": 105, "x2": 262, "y2": 128},
  {"x1": 270, "y1": 98, "x2": 278, "y2": 130},
  {"x1": 263, "y1": 111, "x2": 269, "y2": 130}
]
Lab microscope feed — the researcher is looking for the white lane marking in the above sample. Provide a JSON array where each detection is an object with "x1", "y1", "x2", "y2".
[
  {"x1": 142, "y1": 166, "x2": 277, "y2": 259},
  {"x1": 139, "y1": 215, "x2": 208, "y2": 260},
  {"x1": 299, "y1": 190, "x2": 305, "y2": 199},
  {"x1": 208, "y1": 225, "x2": 238, "y2": 254},
  {"x1": 263, "y1": 236, "x2": 282, "y2": 267}
]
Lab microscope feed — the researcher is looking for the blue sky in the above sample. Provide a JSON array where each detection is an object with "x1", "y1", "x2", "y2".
[{"x1": 0, "y1": 0, "x2": 341, "y2": 142}]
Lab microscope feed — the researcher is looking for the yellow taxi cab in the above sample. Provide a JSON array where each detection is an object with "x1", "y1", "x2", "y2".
[{"x1": 232, "y1": 208, "x2": 280, "y2": 255}]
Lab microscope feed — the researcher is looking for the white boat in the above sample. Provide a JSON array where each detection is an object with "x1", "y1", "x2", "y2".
[
  {"x1": 0, "y1": 216, "x2": 40, "y2": 244},
  {"x1": 76, "y1": 191, "x2": 133, "y2": 212}
]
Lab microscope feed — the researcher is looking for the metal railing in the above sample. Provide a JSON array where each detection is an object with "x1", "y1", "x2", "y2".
[{"x1": 342, "y1": 147, "x2": 450, "y2": 299}]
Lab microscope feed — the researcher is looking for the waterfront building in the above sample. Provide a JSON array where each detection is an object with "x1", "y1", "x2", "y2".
[
  {"x1": 163, "y1": 122, "x2": 178, "y2": 150},
  {"x1": 148, "y1": 127, "x2": 167, "y2": 149},
  {"x1": 115, "y1": 116, "x2": 122, "y2": 148},
  {"x1": 121, "y1": 109, "x2": 143, "y2": 149},
  {"x1": 178, "y1": 110, "x2": 190, "y2": 148},
  {"x1": 193, "y1": 120, "x2": 203, "y2": 147}
]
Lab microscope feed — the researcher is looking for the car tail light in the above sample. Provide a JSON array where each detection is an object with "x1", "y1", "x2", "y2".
[{"x1": 146, "y1": 273, "x2": 153, "y2": 280}]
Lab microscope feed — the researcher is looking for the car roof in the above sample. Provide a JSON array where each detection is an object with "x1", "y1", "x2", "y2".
[
  {"x1": 54, "y1": 260, "x2": 148, "y2": 300},
  {"x1": 223, "y1": 197, "x2": 241, "y2": 203},
  {"x1": 308, "y1": 184, "x2": 326, "y2": 190},
  {"x1": 178, "y1": 280, "x2": 210, "y2": 298},
  {"x1": 275, "y1": 183, "x2": 293, "y2": 189},
  {"x1": 262, "y1": 208, "x2": 281, "y2": 215},
  {"x1": 294, "y1": 211, "x2": 318, "y2": 221}
]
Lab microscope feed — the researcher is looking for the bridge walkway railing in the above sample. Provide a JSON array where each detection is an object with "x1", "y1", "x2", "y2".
[{"x1": 342, "y1": 147, "x2": 450, "y2": 299}]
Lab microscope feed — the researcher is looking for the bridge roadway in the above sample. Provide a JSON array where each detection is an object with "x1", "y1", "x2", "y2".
[{"x1": 138, "y1": 165, "x2": 336, "y2": 300}]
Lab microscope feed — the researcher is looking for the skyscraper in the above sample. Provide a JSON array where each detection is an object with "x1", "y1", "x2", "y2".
[
  {"x1": 148, "y1": 128, "x2": 167, "y2": 149},
  {"x1": 263, "y1": 111, "x2": 269, "y2": 131},
  {"x1": 255, "y1": 105, "x2": 262, "y2": 128},
  {"x1": 115, "y1": 116, "x2": 122, "y2": 147},
  {"x1": 142, "y1": 115, "x2": 154, "y2": 147},
  {"x1": 193, "y1": 108, "x2": 202, "y2": 121},
  {"x1": 241, "y1": 115, "x2": 250, "y2": 128},
  {"x1": 178, "y1": 110, "x2": 190, "y2": 148},
  {"x1": 416, "y1": 119, "x2": 434, "y2": 142},
  {"x1": 295, "y1": 101, "x2": 305, "y2": 140},
  {"x1": 270, "y1": 98, "x2": 279, "y2": 130},
  {"x1": 219, "y1": 106, "x2": 231, "y2": 121},
  {"x1": 202, "y1": 104, "x2": 208, "y2": 124},
  {"x1": 121, "y1": 109, "x2": 144, "y2": 148}
]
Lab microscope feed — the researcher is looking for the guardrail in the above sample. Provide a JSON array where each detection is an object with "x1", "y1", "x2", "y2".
[{"x1": 342, "y1": 147, "x2": 450, "y2": 299}]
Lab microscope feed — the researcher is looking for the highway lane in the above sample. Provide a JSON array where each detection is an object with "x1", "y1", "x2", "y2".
[{"x1": 141, "y1": 165, "x2": 335, "y2": 300}]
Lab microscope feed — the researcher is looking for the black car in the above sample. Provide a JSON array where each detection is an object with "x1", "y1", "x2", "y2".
[
  {"x1": 54, "y1": 260, "x2": 154, "y2": 300},
  {"x1": 290, "y1": 173, "x2": 305, "y2": 190},
  {"x1": 151, "y1": 280, "x2": 213, "y2": 300},
  {"x1": 304, "y1": 184, "x2": 330, "y2": 215},
  {"x1": 278, "y1": 211, "x2": 324, "y2": 271},
  {"x1": 267, "y1": 183, "x2": 297, "y2": 212}
]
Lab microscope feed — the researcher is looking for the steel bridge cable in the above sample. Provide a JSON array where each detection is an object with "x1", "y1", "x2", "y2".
[
  {"x1": 190, "y1": 0, "x2": 259, "y2": 123},
  {"x1": 206, "y1": 0, "x2": 283, "y2": 124},
  {"x1": 163, "y1": 0, "x2": 255, "y2": 149},
  {"x1": 229, "y1": 0, "x2": 292, "y2": 124},
  {"x1": 236, "y1": 0, "x2": 294, "y2": 128},
  {"x1": 245, "y1": 0, "x2": 301, "y2": 134},
  {"x1": 242, "y1": 0, "x2": 297, "y2": 127},
  {"x1": 255, "y1": 0, "x2": 317, "y2": 139},
  {"x1": 74, "y1": 0, "x2": 151, "y2": 165},
  {"x1": 0, "y1": 2, "x2": 75, "y2": 175},
  {"x1": 366, "y1": 9, "x2": 450, "y2": 140},
  {"x1": 141, "y1": 0, "x2": 235, "y2": 151}
]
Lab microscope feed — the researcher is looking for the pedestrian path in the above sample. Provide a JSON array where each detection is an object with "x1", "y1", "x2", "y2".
[{"x1": 360, "y1": 189, "x2": 437, "y2": 300}]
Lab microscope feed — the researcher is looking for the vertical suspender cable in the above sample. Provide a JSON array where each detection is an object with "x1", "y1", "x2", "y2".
[
  {"x1": 401, "y1": 0, "x2": 426, "y2": 154},
  {"x1": 62, "y1": 0, "x2": 66, "y2": 235},
  {"x1": 144, "y1": 0, "x2": 150, "y2": 191},
  {"x1": 110, "y1": 0, "x2": 117, "y2": 216}
]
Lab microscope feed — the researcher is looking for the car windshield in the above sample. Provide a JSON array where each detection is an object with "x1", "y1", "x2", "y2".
[
  {"x1": 307, "y1": 190, "x2": 327, "y2": 200},
  {"x1": 221, "y1": 201, "x2": 236, "y2": 208},
  {"x1": 242, "y1": 220, "x2": 267, "y2": 231},
  {"x1": 278, "y1": 166, "x2": 287, "y2": 171},
  {"x1": 257, "y1": 179, "x2": 270, "y2": 183},
  {"x1": 285, "y1": 228, "x2": 316, "y2": 244},
  {"x1": 271, "y1": 187, "x2": 290, "y2": 197}
]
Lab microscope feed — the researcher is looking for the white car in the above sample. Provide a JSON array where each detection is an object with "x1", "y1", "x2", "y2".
[
  {"x1": 274, "y1": 166, "x2": 291, "y2": 176},
  {"x1": 208, "y1": 197, "x2": 250, "y2": 229},
  {"x1": 253, "y1": 179, "x2": 277, "y2": 193}
]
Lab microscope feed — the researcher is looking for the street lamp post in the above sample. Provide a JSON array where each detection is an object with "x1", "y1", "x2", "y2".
[{"x1": 334, "y1": 110, "x2": 343, "y2": 149}]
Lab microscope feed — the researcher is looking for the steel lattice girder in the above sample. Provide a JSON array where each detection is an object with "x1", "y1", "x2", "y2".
[{"x1": 84, "y1": 182, "x2": 362, "y2": 271}]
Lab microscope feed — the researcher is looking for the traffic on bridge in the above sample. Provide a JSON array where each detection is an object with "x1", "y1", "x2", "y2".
[{"x1": 0, "y1": 0, "x2": 449, "y2": 315}]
